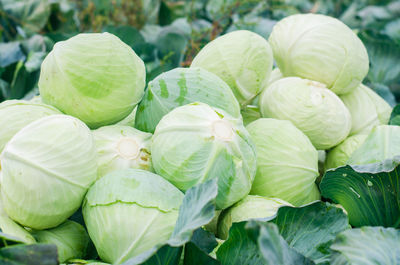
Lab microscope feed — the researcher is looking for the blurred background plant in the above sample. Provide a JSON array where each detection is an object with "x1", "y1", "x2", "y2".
[{"x1": 1, "y1": 0, "x2": 399, "y2": 104}]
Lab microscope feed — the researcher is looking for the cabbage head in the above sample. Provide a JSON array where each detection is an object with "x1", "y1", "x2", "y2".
[
  {"x1": 83, "y1": 169, "x2": 184, "y2": 264},
  {"x1": 93, "y1": 125, "x2": 152, "y2": 178},
  {"x1": 39, "y1": 33, "x2": 146, "y2": 129},
  {"x1": 247, "y1": 118, "x2": 319, "y2": 206},
  {"x1": 0, "y1": 100, "x2": 60, "y2": 153},
  {"x1": 348, "y1": 125, "x2": 400, "y2": 165},
  {"x1": 259, "y1": 77, "x2": 352, "y2": 150},
  {"x1": 340, "y1": 84, "x2": 392, "y2": 135},
  {"x1": 325, "y1": 134, "x2": 368, "y2": 170},
  {"x1": 191, "y1": 30, "x2": 273, "y2": 106},
  {"x1": 151, "y1": 102, "x2": 256, "y2": 210},
  {"x1": 1, "y1": 115, "x2": 97, "y2": 229},
  {"x1": 135, "y1": 67, "x2": 240, "y2": 133},
  {"x1": 31, "y1": 220, "x2": 90, "y2": 263},
  {"x1": 218, "y1": 195, "x2": 290, "y2": 239},
  {"x1": 269, "y1": 13, "x2": 369, "y2": 95}
]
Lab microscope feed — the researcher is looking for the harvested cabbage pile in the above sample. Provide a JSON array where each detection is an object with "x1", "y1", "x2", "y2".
[{"x1": 0, "y1": 13, "x2": 399, "y2": 265}]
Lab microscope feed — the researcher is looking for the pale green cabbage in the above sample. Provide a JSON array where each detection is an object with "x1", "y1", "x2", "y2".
[
  {"x1": 0, "y1": 100, "x2": 60, "y2": 153},
  {"x1": 259, "y1": 77, "x2": 352, "y2": 149},
  {"x1": 1, "y1": 115, "x2": 97, "y2": 229},
  {"x1": 135, "y1": 67, "x2": 240, "y2": 133},
  {"x1": 83, "y1": 169, "x2": 184, "y2": 264},
  {"x1": 191, "y1": 30, "x2": 273, "y2": 106},
  {"x1": 340, "y1": 84, "x2": 392, "y2": 135},
  {"x1": 31, "y1": 220, "x2": 90, "y2": 263},
  {"x1": 93, "y1": 125, "x2": 152, "y2": 178},
  {"x1": 247, "y1": 118, "x2": 319, "y2": 206},
  {"x1": 348, "y1": 125, "x2": 400, "y2": 165},
  {"x1": 269, "y1": 13, "x2": 369, "y2": 95},
  {"x1": 151, "y1": 102, "x2": 256, "y2": 210},
  {"x1": 325, "y1": 134, "x2": 368, "y2": 170},
  {"x1": 218, "y1": 195, "x2": 290, "y2": 239},
  {"x1": 39, "y1": 32, "x2": 146, "y2": 129}
]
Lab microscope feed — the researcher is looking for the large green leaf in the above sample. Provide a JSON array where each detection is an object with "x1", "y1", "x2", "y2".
[
  {"x1": 271, "y1": 202, "x2": 349, "y2": 264},
  {"x1": 189, "y1": 228, "x2": 218, "y2": 254},
  {"x1": 385, "y1": 18, "x2": 400, "y2": 44},
  {"x1": 1, "y1": 0, "x2": 51, "y2": 33},
  {"x1": 0, "y1": 42, "x2": 25, "y2": 67},
  {"x1": 138, "y1": 246, "x2": 182, "y2": 265},
  {"x1": 255, "y1": 222, "x2": 314, "y2": 265},
  {"x1": 9, "y1": 60, "x2": 38, "y2": 99},
  {"x1": 184, "y1": 242, "x2": 220, "y2": 265},
  {"x1": 102, "y1": 25, "x2": 145, "y2": 51},
  {"x1": 216, "y1": 222, "x2": 266, "y2": 265},
  {"x1": 320, "y1": 158, "x2": 400, "y2": 228},
  {"x1": 156, "y1": 31, "x2": 187, "y2": 67},
  {"x1": 169, "y1": 179, "x2": 218, "y2": 246},
  {"x1": 368, "y1": 83, "x2": 396, "y2": 107},
  {"x1": 183, "y1": 228, "x2": 220, "y2": 265},
  {"x1": 217, "y1": 221, "x2": 314, "y2": 265},
  {"x1": 389, "y1": 104, "x2": 400, "y2": 125},
  {"x1": 121, "y1": 179, "x2": 218, "y2": 265},
  {"x1": 361, "y1": 33, "x2": 400, "y2": 88},
  {"x1": 0, "y1": 244, "x2": 58, "y2": 265},
  {"x1": 330, "y1": 226, "x2": 400, "y2": 265}
]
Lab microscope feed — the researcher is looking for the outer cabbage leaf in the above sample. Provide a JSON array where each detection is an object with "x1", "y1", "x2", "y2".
[
  {"x1": 270, "y1": 202, "x2": 349, "y2": 264},
  {"x1": 216, "y1": 221, "x2": 314, "y2": 265},
  {"x1": 330, "y1": 227, "x2": 400, "y2": 265},
  {"x1": 320, "y1": 158, "x2": 400, "y2": 227},
  {"x1": 389, "y1": 104, "x2": 400, "y2": 125}
]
